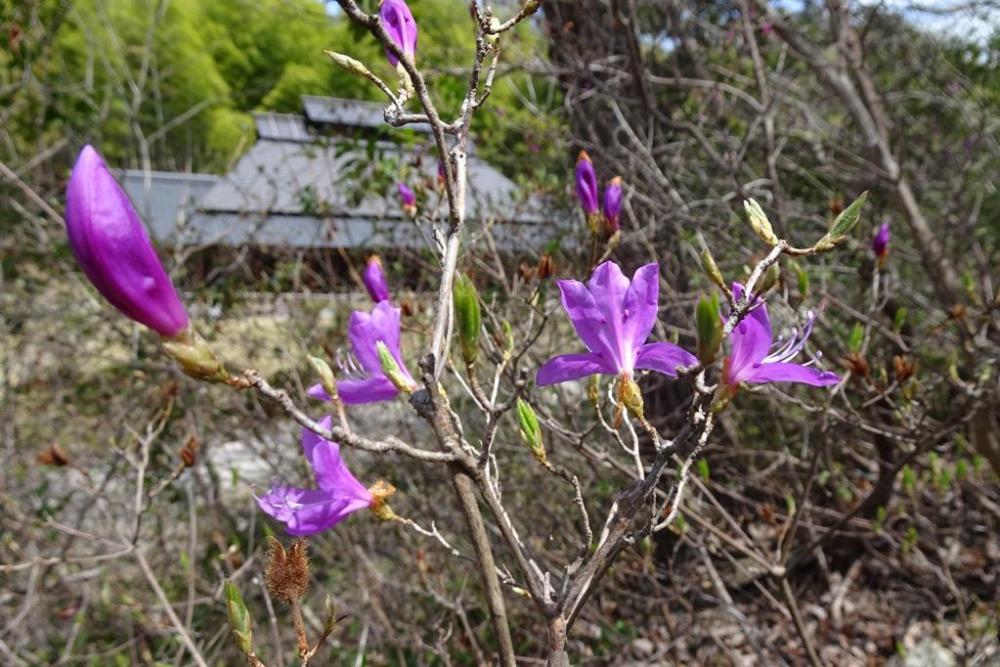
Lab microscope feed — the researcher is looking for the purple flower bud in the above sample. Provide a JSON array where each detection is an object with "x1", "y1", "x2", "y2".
[
  {"x1": 603, "y1": 176, "x2": 623, "y2": 231},
  {"x1": 362, "y1": 255, "x2": 390, "y2": 303},
  {"x1": 379, "y1": 0, "x2": 418, "y2": 67},
  {"x1": 397, "y1": 182, "x2": 417, "y2": 216},
  {"x1": 872, "y1": 223, "x2": 890, "y2": 260},
  {"x1": 575, "y1": 150, "x2": 599, "y2": 216},
  {"x1": 64, "y1": 145, "x2": 189, "y2": 337}
]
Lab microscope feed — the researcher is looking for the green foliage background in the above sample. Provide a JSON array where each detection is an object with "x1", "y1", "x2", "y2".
[{"x1": 0, "y1": 0, "x2": 565, "y2": 180}]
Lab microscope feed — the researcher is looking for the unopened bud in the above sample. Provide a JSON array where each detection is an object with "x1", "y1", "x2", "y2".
[
  {"x1": 376, "y1": 341, "x2": 415, "y2": 393},
  {"x1": 179, "y1": 434, "x2": 199, "y2": 467},
  {"x1": 264, "y1": 537, "x2": 310, "y2": 605},
  {"x1": 162, "y1": 328, "x2": 229, "y2": 383},
  {"x1": 487, "y1": 16, "x2": 501, "y2": 45},
  {"x1": 700, "y1": 248, "x2": 726, "y2": 292},
  {"x1": 695, "y1": 293, "x2": 723, "y2": 365},
  {"x1": 758, "y1": 263, "x2": 780, "y2": 293},
  {"x1": 453, "y1": 274, "x2": 481, "y2": 366},
  {"x1": 309, "y1": 355, "x2": 338, "y2": 401},
  {"x1": 224, "y1": 580, "x2": 254, "y2": 656},
  {"x1": 516, "y1": 398, "x2": 547, "y2": 464},
  {"x1": 324, "y1": 50, "x2": 375, "y2": 80},
  {"x1": 536, "y1": 253, "x2": 554, "y2": 279},
  {"x1": 744, "y1": 199, "x2": 779, "y2": 247}
]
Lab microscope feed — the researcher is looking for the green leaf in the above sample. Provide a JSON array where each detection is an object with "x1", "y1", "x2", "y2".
[
  {"x1": 695, "y1": 293, "x2": 723, "y2": 365},
  {"x1": 828, "y1": 191, "x2": 869, "y2": 240},
  {"x1": 847, "y1": 323, "x2": 864, "y2": 353}
]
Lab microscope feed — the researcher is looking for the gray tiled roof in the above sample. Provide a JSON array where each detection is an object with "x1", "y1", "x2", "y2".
[
  {"x1": 124, "y1": 96, "x2": 554, "y2": 249},
  {"x1": 301, "y1": 95, "x2": 432, "y2": 134},
  {"x1": 119, "y1": 170, "x2": 219, "y2": 244}
]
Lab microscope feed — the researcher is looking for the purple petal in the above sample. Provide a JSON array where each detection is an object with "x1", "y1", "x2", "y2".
[
  {"x1": 622, "y1": 263, "x2": 660, "y2": 353},
  {"x1": 557, "y1": 278, "x2": 614, "y2": 361},
  {"x1": 587, "y1": 261, "x2": 633, "y2": 369},
  {"x1": 742, "y1": 362, "x2": 841, "y2": 387},
  {"x1": 380, "y1": 0, "x2": 418, "y2": 66},
  {"x1": 65, "y1": 145, "x2": 189, "y2": 336},
  {"x1": 634, "y1": 342, "x2": 698, "y2": 378},
  {"x1": 348, "y1": 301, "x2": 406, "y2": 375},
  {"x1": 726, "y1": 282, "x2": 772, "y2": 381},
  {"x1": 536, "y1": 352, "x2": 612, "y2": 386},
  {"x1": 575, "y1": 151, "x2": 599, "y2": 215},
  {"x1": 301, "y1": 415, "x2": 334, "y2": 463},
  {"x1": 257, "y1": 485, "x2": 368, "y2": 536},
  {"x1": 397, "y1": 182, "x2": 416, "y2": 207},
  {"x1": 308, "y1": 439, "x2": 373, "y2": 500},
  {"x1": 337, "y1": 376, "x2": 400, "y2": 404},
  {"x1": 602, "y1": 177, "x2": 622, "y2": 231},
  {"x1": 307, "y1": 383, "x2": 331, "y2": 402},
  {"x1": 872, "y1": 223, "x2": 890, "y2": 258},
  {"x1": 362, "y1": 255, "x2": 390, "y2": 302}
]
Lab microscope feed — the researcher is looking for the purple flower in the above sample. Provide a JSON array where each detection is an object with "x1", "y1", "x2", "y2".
[
  {"x1": 308, "y1": 300, "x2": 416, "y2": 404},
  {"x1": 257, "y1": 417, "x2": 373, "y2": 536},
  {"x1": 437, "y1": 159, "x2": 446, "y2": 188},
  {"x1": 397, "y1": 182, "x2": 417, "y2": 216},
  {"x1": 575, "y1": 150, "x2": 599, "y2": 216},
  {"x1": 65, "y1": 145, "x2": 189, "y2": 337},
  {"x1": 379, "y1": 0, "x2": 418, "y2": 66},
  {"x1": 603, "y1": 176, "x2": 623, "y2": 231},
  {"x1": 872, "y1": 223, "x2": 890, "y2": 261},
  {"x1": 537, "y1": 261, "x2": 697, "y2": 385},
  {"x1": 362, "y1": 255, "x2": 390, "y2": 303},
  {"x1": 722, "y1": 283, "x2": 840, "y2": 391}
]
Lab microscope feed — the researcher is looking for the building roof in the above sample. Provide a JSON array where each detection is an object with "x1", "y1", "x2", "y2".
[{"x1": 123, "y1": 96, "x2": 551, "y2": 250}]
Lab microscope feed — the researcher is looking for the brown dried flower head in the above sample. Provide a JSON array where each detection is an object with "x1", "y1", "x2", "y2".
[
  {"x1": 37, "y1": 443, "x2": 70, "y2": 467},
  {"x1": 264, "y1": 537, "x2": 311, "y2": 605}
]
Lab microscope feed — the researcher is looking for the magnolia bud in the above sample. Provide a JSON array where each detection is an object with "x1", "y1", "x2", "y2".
[
  {"x1": 453, "y1": 274, "x2": 481, "y2": 365},
  {"x1": 695, "y1": 293, "x2": 723, "y2": 365}
]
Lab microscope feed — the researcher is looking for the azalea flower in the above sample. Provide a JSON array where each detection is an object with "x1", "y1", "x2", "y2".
[
  {"x1": 257, "y1": 417, "x2": 373, "y2": 536},
  {"x1": 398, "y1": 182, "x2": 417, "y2": 216},
  {"x1": 575, "y1": 150, "x2": 599, "y2": 216},
  {"x1": 379, "y1": 0, "x2": 418, "y2": 66},
  {"x1": 603, "y1": 176, "x2": 623, "y2": 232},
  {"x1": 872, "y1": 223, "x2": 890, "y2": 261},
  {"x1": 722, "y1": 283, "x2": 840, "y2": 391},
  {"x1": 65, "y1": 145, "x2": 188, "y2": 337},
  {"x1": 362, "y1": 255, "x2": 390, "y2": 303},
  {"x1": 309, "y1": 300, "x2": 417, "y2": 404},
  {"x1": 537, "y1": 261, "x2": 697, "y2": 386}
]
